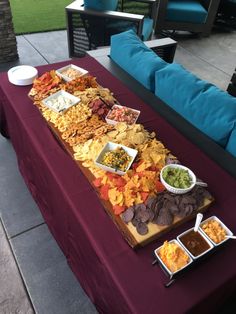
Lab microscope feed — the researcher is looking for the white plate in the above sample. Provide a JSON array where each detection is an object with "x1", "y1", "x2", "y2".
[
  {"x1": 95, "y1": 142, "x2": 138, "y2": 176},
  {"x1": 105, "y1": 104, "x2": 140, "y2": 125},
  {"x1": 42, "y1": 90, "x2": 80, "y2": 113},
  {"x1": 200, "y1": 215, "x2": 233, "y2": 246},
  {"x1": 154, "y1": 239, "x2": 193, "y2": 277},
  {"x1": 56, "y1": 64, "x2": 88, "y2": 82},
  {"x1": 8, "y1": 65, "x2": 38, "y2": 86},
  {"x1": 177, "y1": 227, "x2": 214, "y2": 260}
]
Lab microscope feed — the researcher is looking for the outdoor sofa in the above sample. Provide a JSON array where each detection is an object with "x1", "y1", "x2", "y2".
[{"x1": 100, "y1": 30, "x2": 236, "y2": 178}]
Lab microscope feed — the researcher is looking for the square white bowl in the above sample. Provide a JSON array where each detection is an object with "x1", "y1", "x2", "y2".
[
  {"x1": 200, "y1": 216, "x2": 233, "y2": 246},
  {"x1": 42, "y1": 90, "x2": 80, "y2": 113},
  {"x1": 154, "y1": 239, "x2": 193, "y2": 277},
  {"x1": 95, "y1": 142, "x2": 138, "y2": 176},
  {"x1": 56, "y1": 64, "x2": 88, "y2": 82},
  {"x1": 105, "y1": 104, "x2": 140, "y2": 125},
  {"x1": 177, "y1": 227, "x2": 214, "y2": 260}
]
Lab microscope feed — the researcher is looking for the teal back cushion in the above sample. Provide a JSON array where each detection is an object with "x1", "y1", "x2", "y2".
[
  {"x1": 226, "y1": 128, "x2": 236, "y2": 157},
  {"x1": 110, "y1": 30, "x2": 167, "y2": 91},
  {"x1": 155, "y1": 63, "x2": 236, "y2": 147},
  {"x1": 167, "y1": 0, "x2": 208, "y2": 24},
  {"x1": 84, "y1": 0, "x2": 118, "y2": 11},
  {"x1": 107, "y1": 17, "x2": 153, "y2": 41}
]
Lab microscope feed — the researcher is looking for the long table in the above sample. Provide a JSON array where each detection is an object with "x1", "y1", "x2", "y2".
[{"x1": 1, "y1": 56, "x2": 236, "y2": 314}]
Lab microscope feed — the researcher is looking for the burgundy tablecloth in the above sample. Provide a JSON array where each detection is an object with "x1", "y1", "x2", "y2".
[{"x1": 0, "y1": 56, "x2": 236, "y2": 314}]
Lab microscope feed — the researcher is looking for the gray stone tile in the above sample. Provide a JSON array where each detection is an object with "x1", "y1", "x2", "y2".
[
  {"x1": 0, "y1": 35, "x2": 47, "y2": 72},
  {"x1": 0, "y1": 136, "x2": 44, "y2": 238},
  {"x1": 0, "y1": 219, "x2": 33, "y2": 314},
  {"x1": 176, "y1": 30, "x2": 236, "y2": 77},
  {"x1": 11, "y1": 224, "x2": 97, "y2": 314},
  {"x1": 174, "y1": 45, "x2": 231, "y2": 90},
  {"x1": 24, "y1": 31, "x2": 70, "y2": 64}
]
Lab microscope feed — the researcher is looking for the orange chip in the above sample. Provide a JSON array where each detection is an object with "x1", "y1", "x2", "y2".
[
  {"x1": 113, "y1": 177, "x2": 126, "y2": 188},
  {"x1": 100, "y1": 184, "x2": 110, "y2": 201},
  {"x1": 113, "y1": 205, "x2": 126, "y2": 215},
  {"x1": 140, "y1": 192, "x2": 149, "y2": 202},
  {"x1": 93, "y1": 177, "x2": 102, "y2": 188},
  {"x1": 156, "y1": 180, "x2": 165, "y2": 193}
]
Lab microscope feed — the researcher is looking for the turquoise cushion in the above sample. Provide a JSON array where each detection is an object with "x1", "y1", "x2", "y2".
[
  {"x1": 167, "y1": 0, "x2": 208, "y2": 24},
  {"x1": 142, "y1": 18, "x2": 153, "y2": 41},
  {"x1": 84, "y1": 0, "x2": 118, "y2": 11},
  {"x1": 110, "y1": 30, "x2": 167, "y2": 91},
  {"x1": 155, "y1": 63, "x2": 236, "y2": 147},
  {"x1": 107, "y1": 17, "x2": 153, "y2": 41},
  {"x1": 226, "y1": 128, "x2": 236, "y2": 157}
]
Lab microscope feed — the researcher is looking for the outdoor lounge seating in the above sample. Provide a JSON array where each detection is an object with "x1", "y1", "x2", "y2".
[
  {"x1": 110, "y1": 30, "x2": 236, "y2": 157},
  {"x1": 227, "y1": 67, "x2": 236, "y2": 97},
  {"x1": 66, "y1": 0, "x2": 157, "y2": 57},
  {"x1": 216, "y1": 0, "x2": 236, "y2": 28},
  {"x1": 154, "y1": 0, "x2": 221, "y2": 36}
]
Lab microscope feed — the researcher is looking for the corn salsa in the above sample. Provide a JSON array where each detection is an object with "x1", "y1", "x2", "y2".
[{"x1": 101, "y1": 147, "x2": 131, "y2": 172}]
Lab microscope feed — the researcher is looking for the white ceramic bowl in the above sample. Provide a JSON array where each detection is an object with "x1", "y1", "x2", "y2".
[
  {"x1": 160, "y1": 164, "x2": 196, "y2": 194},
  {"x1": 200, "y1": 215, "x2": 233, "y2": 246},
  {"x1": 56, "y1": 64, "x2": 88, "y2": 82},
  {"x1": 8, "y1": 65, "x2": 38, "y2": 86},
  {"x1": 95, "y1": 141, "x2": 138, "y2": 176},
  {"x1": 42, "y1": 90, "x2": 80, "y2": 113},
  {"x1": 177, "y1": 227, "x2": 214, "y2": 260},
  {"x1": 154, "y1": 239, "x2": 193, "y2": 277},
  {"x1": 105, "y1": 104, "x2": 140, "y2": 126}
]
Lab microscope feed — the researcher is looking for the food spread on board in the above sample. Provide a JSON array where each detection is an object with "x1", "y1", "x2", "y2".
[
  {"x1": 28, "y1": 63, "x2": 234, "y2": 255},
  {"x1": 25, "y1": 62, "x2": 235, "y2": 279}
]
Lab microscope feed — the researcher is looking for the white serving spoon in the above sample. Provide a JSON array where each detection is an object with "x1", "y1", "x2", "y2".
[
  {"x1": 194, "y1": 213, "x2": 203, "y2": 232},
  {"x1": 195, "y1": 181, "x2": 208, "y2": 187},
  {"x1": 225, "y1": 235, "x2": 236, "y2": 239}
]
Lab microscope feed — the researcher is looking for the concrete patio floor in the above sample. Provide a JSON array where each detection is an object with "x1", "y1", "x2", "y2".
[{"x1": 0, "y1": 27, "x2": 236, "y2": 313}]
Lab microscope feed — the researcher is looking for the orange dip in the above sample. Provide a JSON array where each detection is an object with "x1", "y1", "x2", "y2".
[{"x1": 158, "y1": 241, "x2": 190, "y2": 273}]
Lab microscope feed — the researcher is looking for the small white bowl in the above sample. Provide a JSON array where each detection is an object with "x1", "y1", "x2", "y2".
[
  {"x1": 95, "y1": 142, "x2": 138, "y2": 176},
  {"x1": 56, "y1": 64, "x2": 88, "y2": 82},
  {"x1": 177, "y1": 227, "x2": 214, "y2": 260},
  {"x1": 200, "y1": 216, "x2": 233, "y2": 246},
  {"x1": 154, "y1": 239, "x2": 193, "y2": 277},
  {"x1": 8, "y1": 65, "x2": 38, "y2": 86},
  {"x1": 160, "y1": 164, "x2": 196, "y2": 194},
  {"x1": 42, "y1": 90, "x2": 80, "y2": 113},
  {"x1": 105, "y1": 104, "x2": 140, "y2": 126}
]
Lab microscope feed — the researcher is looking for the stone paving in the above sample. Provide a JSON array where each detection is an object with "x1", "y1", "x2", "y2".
[{"x1": 0, "y1": 220, "x2": 33, "y2": 314}]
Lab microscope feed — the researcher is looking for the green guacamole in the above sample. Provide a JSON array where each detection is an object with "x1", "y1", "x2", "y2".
[{"x1": 162, "y1": 167, "x2": 192, "y2": 189}]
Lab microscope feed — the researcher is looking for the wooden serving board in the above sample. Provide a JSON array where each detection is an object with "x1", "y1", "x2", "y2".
[{"x1": 45, "y1": 119, "x2": 214, "y2": 249}]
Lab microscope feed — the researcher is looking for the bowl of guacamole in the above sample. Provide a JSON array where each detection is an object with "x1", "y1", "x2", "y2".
[{"x1": 160, "y1": 164, "x2": 196, "y2": 194}]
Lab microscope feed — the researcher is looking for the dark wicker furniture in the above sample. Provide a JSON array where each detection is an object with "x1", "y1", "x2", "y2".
[
  {"x1": 66, "y1": 0, "x2": 157, "y2": 57},
  {"x1": 227, "y1": 68, "x2": 236, "y2": 97}
]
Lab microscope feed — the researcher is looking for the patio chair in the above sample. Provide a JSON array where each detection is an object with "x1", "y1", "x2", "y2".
[
  {"x1": 154, "y1": 0, "x2": 221, "y2": 36},
  {"x1": 66, "y1": 0, "x2": 157, "y2": 57},
  {"x1": 227, "y1": 68, "x2": 236, "y2": 97},
  {"x1": 216, "y1": 0, "x2": 236, "y2": 29}
]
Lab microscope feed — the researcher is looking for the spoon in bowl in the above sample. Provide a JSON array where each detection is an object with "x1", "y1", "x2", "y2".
[
  {"x1": 194, "y1": 213, "x2": 203, "y2": 232},
  {"x1": 195, "y1": 181, "x2": 208, "y2": 187},
  {"x1": 225, "y1": 235, "x2": 236, "y2": 239}
]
